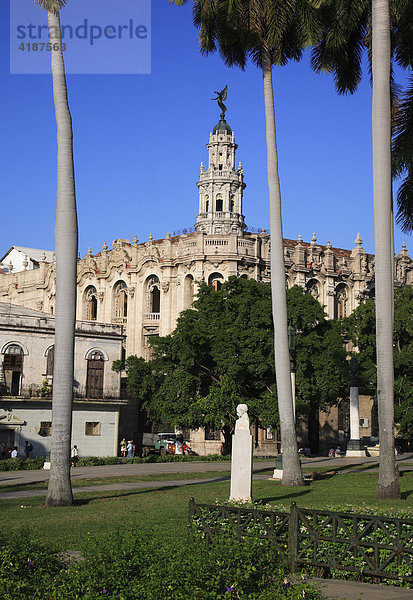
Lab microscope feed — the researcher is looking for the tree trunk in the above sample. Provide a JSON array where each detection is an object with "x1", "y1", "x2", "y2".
[
  {"x1": 372, "y1": 0, "x2": 400, "y2": 499},
  {"x1": 45, "y1": 9, "x2": 77, "y2": 507},
  {"x1": 222, "y1": 424, "x2": 232, "y2": 455},
  {"x1": 261, "y1": 48, "x2": 304, "y2": 486}
]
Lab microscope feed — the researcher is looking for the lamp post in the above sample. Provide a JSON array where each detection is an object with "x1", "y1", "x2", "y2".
[{"x1": 288, "y1": 321, "x2": 296, "y2": 420}]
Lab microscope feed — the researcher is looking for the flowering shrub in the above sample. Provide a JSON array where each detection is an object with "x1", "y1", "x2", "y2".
[
  {"x1": 0, "y1": 527, "x2": 322, "y2": 599},
  {"x1": 190, "y1": 500, "x2": 413, "y2": 587}
]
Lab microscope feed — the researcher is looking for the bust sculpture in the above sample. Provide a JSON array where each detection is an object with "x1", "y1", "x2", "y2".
[{"x1": 235, "y1": 403, "x2": 249, "y2": 431}]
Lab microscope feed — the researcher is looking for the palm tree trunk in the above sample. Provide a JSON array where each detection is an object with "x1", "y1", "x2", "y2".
[
  {"x1": 45, "y1": 9, "x2": 77, "y2": 507},
  {"x1": 372, "y1": 0, "x2": 400, "y2": 499},
  {"x1": 261, "y1": 47, "x2": 303, "y2": 487}
]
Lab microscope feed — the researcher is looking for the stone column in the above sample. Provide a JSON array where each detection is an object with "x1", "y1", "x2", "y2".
[
  {"x1": 346, "y1": 358, "x2": 365, "y2": 457},
  {"x1": 230, "y1": 404, "x2": 253, "y2": 501}
]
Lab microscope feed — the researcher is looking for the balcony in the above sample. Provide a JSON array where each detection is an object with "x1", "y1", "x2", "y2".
[{"x1": 144, "y1": 313, "x2": 160, "y2": 321}]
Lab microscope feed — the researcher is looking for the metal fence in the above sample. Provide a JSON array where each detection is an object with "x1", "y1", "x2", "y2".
[{"x1": 189, "y1": 499, "x2": 413, "y2": 583}]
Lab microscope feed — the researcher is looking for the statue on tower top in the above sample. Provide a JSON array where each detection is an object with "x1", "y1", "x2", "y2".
[{"x1": 212, "y1": 85, "x2": 228, "y2": 118}]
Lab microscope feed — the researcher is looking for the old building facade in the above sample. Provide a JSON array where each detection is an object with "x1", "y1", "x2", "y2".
[
  {"x1": 1, "y1": 114, "x2": 412, "y2": 454},
  {"x1": 0, "y1": 303, "x2": 126, "y2": 458}
]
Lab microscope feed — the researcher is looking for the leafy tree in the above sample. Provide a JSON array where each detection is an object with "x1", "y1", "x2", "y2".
[
  {"x1": 35, "y1": 0, "x2": 78, "y2": 507},
  {"x1": 171, "y1": 0, "x2": 323, "y2": 486},
  {"x1": 119, "y1": 279, "x2": 348, "y2": 454},
  {"x1": 287, "y1": 287, "x2": 348, "y2": 443},
  {"x1": 344, "y1": 287, "x2": 413, "y2": 438}
]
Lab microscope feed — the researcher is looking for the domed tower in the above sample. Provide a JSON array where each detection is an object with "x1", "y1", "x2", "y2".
[{"x1": 195, "y1": 111, "x2": 246, "y2": 235}]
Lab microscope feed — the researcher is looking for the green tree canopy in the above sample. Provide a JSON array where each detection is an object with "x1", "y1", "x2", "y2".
[
  {"x1": 116, "y1": 279, "x2": 348, "y2": 451},
  {"x1": 344, "y1": 287, "x2": 413, "y2": 436}
]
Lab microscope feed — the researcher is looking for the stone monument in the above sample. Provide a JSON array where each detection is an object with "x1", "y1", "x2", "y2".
[
  {"x1": 229, "y1": 404, "x2": 253, "y2": 501},
  {"x1": 346, "y1": 357, "x2": 365, "y2": 457}
]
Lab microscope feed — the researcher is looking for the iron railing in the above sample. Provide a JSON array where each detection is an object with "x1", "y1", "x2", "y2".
[{"x1": 188, "y1": 499, "x2": 413, "y2": 583}]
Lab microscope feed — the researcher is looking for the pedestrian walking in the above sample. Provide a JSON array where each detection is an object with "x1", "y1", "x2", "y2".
[
  {"x1": 120, "y1": 438, "x2": 127, "y2": 457},
  {"x1": 24, "y1": 441, "x2": 33, "y2": 459},
  {"x1": 71, "y1": 444, "x2": 79, "y2": 467},
  {"x1": 127, "y1": 440, "x2": 134, "y2": 458}
]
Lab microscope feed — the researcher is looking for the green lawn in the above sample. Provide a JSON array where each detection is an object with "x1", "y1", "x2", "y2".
[{"x1": 1, "y1": 471, "x2": 413, "y2": 552}]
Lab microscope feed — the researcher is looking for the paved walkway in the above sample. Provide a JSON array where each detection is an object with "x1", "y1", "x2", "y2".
[
  {"x1": 312, "y1": 578, "x2": 413, "y2": 599},
  {"x1": 1, "y1": 453, "x2": 412, "y2": 491}
]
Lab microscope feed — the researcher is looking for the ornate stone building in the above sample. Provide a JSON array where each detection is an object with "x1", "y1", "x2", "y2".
[
  {"x1": 1, "y1": 114, "x2": 412, "y2": 454},
  {"x1": 0, "y1": 303, "x2": 125, "y2": 458}
]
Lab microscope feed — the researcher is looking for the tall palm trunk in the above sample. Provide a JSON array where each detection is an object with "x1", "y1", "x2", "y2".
[
  {"x1": 262, "y1": 47, "x2": 304, "y2": 487},
  {"x1": 372, "y1": 0, "x2": 400, "y2": 499},
  {"x1": 45, "y1": 9, "x2": 77, "y2": 507}
]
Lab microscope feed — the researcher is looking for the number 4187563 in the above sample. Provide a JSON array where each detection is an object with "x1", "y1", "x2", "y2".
[{"x1": 18, "y1": 43, "x2": 66, "y2": 51}]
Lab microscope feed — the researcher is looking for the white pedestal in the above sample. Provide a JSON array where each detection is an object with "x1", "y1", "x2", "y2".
[
  {"x1": 43, "y1": 461, "x2": 50, "y2": 470},
  {"x1": 230, "y1": 430, "x2": 252, "y2": 501},
  {"x1": 272, "y1": 469, "x2": 283, "y2": 480},
  {"x1": 346, "y1": 449, "x2": 366, "y2": 457}
]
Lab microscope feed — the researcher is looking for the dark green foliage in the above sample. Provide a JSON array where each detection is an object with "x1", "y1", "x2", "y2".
[
  {"x1": 0, "y1": 457, "x2": 45, "y2": 471},
  {"x1": 344, "y1": 287, "x2": 413, "y2": 436},
  {"x1": 118, "y1": 279, "x2": 348, "y2": 441},
  {"x1": 0, "y1": 526, "x2": 322, "y2": 599},
  {"x1": 0, "y1": 530, "x2": 66, "y2": 599},
  {"x1": 75, "y1": 454, "x2": 231, "y2": 467},
  {"x1": 286, "y1": 286, "x2": 348, "y2": 416}
]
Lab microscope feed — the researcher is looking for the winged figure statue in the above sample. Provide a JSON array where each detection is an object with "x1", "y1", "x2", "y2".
[{"x1": 212, "y1": 85, "x2": 228, "y2": 116}]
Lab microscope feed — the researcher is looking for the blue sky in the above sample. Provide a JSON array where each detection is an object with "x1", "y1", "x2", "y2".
[{"x1": 1, "y1": 0, "x2": 412, "y2": 257}]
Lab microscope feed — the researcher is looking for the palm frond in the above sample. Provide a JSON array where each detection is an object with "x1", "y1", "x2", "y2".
[
  {"x1": 392, "y1": 0, "x2": 413, "y2": 69},
  {"x1": 34, "y1": 0, "x2": 66, "y2": 14},
  {"x1": 393, "y1": 75, "x2": 413, "y2": 233},
  {"x1": 393, "y1": 75, "x2": 413, "y2": 176},
  {"x1": 395, "y1": 170, "x2": 413, "y2": 233}
]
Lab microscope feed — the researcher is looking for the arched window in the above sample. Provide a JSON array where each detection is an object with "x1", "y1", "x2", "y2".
[
  {"x1": 86, "y1": 350, "x2": 104, "y2": 399},
  {"x1": 208, "y1": 272, "x2": 224, "y2": 291},
  {"x1": 184, "y1": 275, "x2": 194, "y2": 308},
  {"x1": 46, "y1": 346, "x2": 54, "y2": 377},
  {"x1": 230, "y1": 195, "x2": 235, "y2": 212},
  {"x1": 2, "y1": 344, "x2": 23, "y2": 395},
  {"x1": 84, "y1": 286, "x2": 98, "y2": 321},
  {"x1": 147, "y1": 276, "x2": 160, "y2": 313},
  {"x1": 335, "y1": 284, "x2": 348, "y2": 319},
  {"x1": 215, "y1": 194, "x2": 223, "y2": 212},
  {"x1": 205, "y1": 195, "x2": 209, "y2": 213},
  {"x1": 113, "y1": 281, "x2": 128, "y2": 321}
]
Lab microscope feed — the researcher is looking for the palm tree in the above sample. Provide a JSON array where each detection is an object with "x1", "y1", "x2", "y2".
[
  {"x1": 312, "y1": 0, "x2": 400, "y2": 498},
  {"x1": 171, "y1": 0, "x2": 321, "y2": 486},
  {"x1": 372, "y1": 0, "x2": 400, "y2": 499},
  {"x1": 35, "y1": 0, "x2": 77, "y2": 507}
]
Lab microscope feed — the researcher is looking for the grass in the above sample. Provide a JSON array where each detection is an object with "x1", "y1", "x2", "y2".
[{"x1": 1, "y1": 471, "x2": 413, "y2": 552}]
